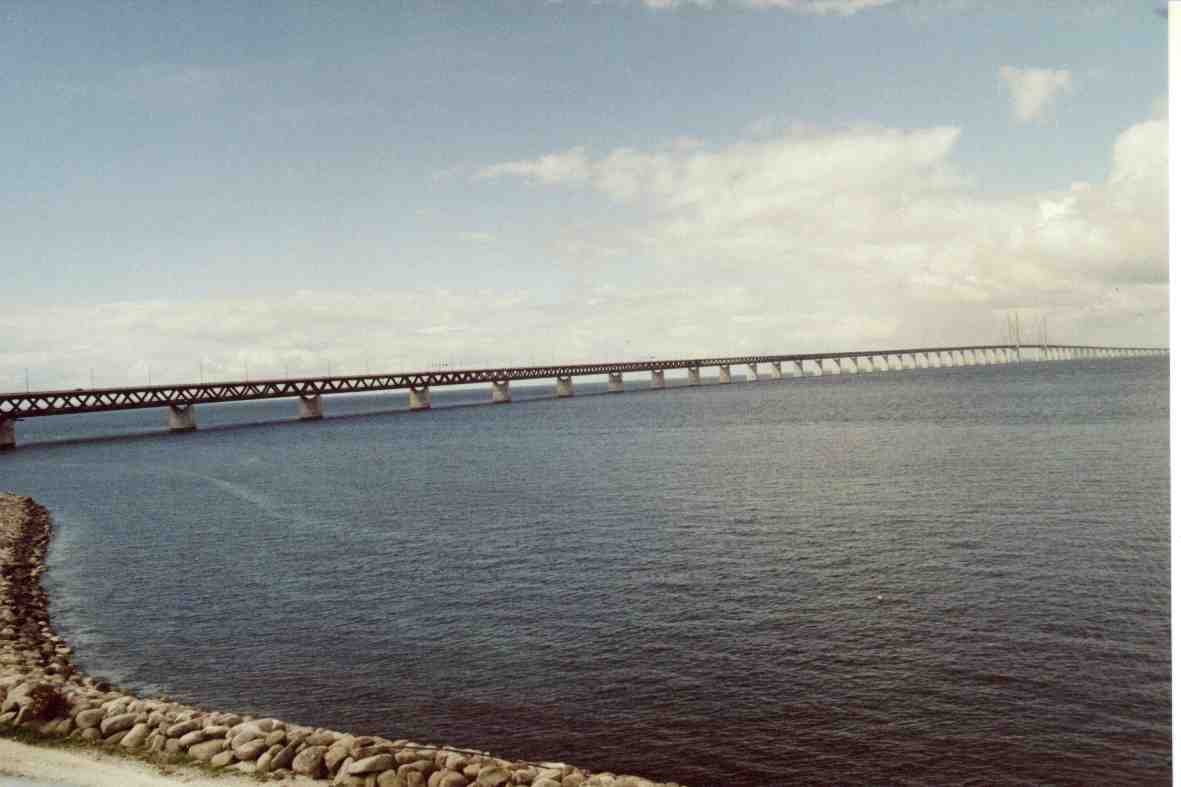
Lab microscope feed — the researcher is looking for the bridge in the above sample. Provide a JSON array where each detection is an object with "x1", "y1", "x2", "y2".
[{"x1": 0, "y1": 343, "x2": 1166, "y2": 450}]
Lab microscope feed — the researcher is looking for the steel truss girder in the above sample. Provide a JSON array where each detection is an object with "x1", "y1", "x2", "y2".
[{"x1": 0, "y1": 344, "x2": 1163, "y2": 419}]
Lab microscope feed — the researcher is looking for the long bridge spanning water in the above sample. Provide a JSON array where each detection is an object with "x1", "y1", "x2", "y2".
[{"x1": 0, "y1": 343, "x2": 1166, "y2": 450}]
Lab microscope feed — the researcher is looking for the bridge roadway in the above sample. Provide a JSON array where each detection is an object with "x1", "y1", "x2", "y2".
[{"x1": 0, "y1": 343, "x2": 1167, "y2": 449}]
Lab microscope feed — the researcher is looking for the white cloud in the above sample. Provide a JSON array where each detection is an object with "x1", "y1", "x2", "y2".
[
  {"x1": 477, "y1": 147, "x2": 591, "y2": 185},
  {"x1": 477, "y1": 109, "x2": 1166, "y2": 349},
  {"x1": 3, "y1": 111, "x2": 1166, "y2": 392},
  {"x1": 999, "y1": 65, "x2": 1073, "y2": 122}
]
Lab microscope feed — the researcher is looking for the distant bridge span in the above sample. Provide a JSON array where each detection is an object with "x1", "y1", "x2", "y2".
[{"x1": 0, "y1": 343, "x2": 1166, "y2": 449}]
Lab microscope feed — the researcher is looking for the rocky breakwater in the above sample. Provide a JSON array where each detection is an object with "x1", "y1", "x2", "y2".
[{"x1": 0, "y1": 493, "x2": 686, "y2": 787}]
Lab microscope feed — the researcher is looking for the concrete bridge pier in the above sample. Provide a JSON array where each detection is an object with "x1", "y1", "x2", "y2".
[
  {"x1": 0, "y1": 418, "x2": 13, "y2": 451},
  {"x1": 608, "y1": 372, "x2": 625, "y2": 392},
  {"x1": 556, "y1": 376, "x2": 575, "y2": 397},
  {"x1": 770, "y1": 362, "x2": 783, "y2": 380},
  {"x1": 719, "y1": 365, "x2": 732, "y2": 383},
  {"x1": 298, "y1": 395, "x2": 323, "y2": 420},
  {"x1": 492, "y1": 380, "x2": 512, "y2": 403},
  {"x1": 651, "y1": 370, "x2": 666, "y2": 389},
  {"x1": 409, "y1": 386, "x2": 432, "y2": 410},
  {"x1": 168, "y1": 404, "x2": 197, "y2": 432},
  {"x1": 687, "y1": 367, "x2": 701, "y2": 386},
  {"x1": 747, "y1": 363, "x2": 759, "y2": 382},
  {"x1": 794, "y1": 361, "x2": 808, "y2": 377}
]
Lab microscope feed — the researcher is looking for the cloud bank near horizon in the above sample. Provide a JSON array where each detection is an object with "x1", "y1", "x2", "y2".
[
  {"x1": 478, "y1": 105, "x2": 1165, "y2": 322},
  {"x1": 2, "y1": 104, "x2": 1165, "y2": 393}
]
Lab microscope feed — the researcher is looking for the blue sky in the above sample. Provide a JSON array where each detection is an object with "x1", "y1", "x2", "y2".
[{"x1": 0, "y1": 1, "x2": 1168, "y2": 388}]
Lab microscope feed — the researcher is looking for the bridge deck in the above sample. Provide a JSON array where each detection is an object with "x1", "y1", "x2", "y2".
[{"x1": 0, "y1": 344, "x2": 1165, "y2": 419}]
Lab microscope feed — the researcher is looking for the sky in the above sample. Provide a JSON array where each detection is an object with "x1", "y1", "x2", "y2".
[{"x1": 0, "y1": 0, "x2": 1168, "y2": 390}]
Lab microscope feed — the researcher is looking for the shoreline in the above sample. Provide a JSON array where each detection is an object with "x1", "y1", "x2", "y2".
[{"x1": 0, "y1": 493, "x2": 683, "y2": 787}]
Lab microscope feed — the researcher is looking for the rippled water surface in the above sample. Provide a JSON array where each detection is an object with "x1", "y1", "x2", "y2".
[{"x1": 0, "y1": 358, "x2": 1169, "y2": 785}]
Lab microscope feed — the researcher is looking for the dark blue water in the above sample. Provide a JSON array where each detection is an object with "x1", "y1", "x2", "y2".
[{"x1": 0, "y1": 359, "x2": 1169, "y2": 786}]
